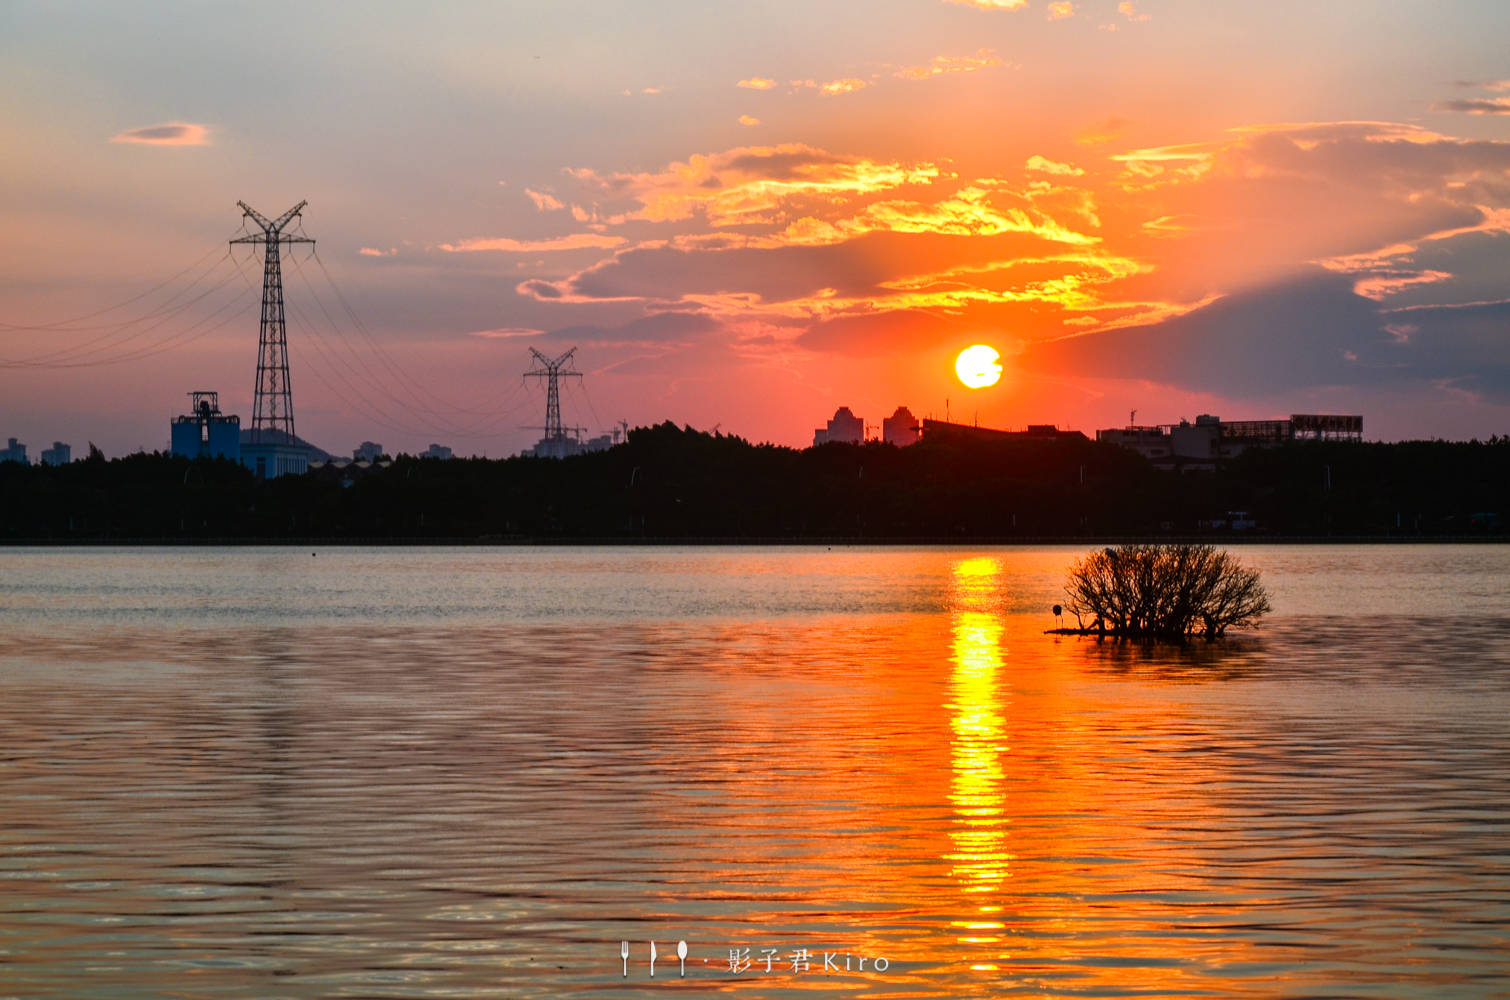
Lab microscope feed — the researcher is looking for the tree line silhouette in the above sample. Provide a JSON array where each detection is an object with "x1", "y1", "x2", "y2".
[{"x1": 1, "y1": 421, "x2": 1506, "y2": 540}]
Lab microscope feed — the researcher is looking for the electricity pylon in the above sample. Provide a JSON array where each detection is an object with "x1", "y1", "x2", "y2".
[
  {"x1": 231, "y1": 200, "x2": 313, "y2": 444},
  {"x1": 524, "y1": 346, "x2": 585, "y2": 459}
]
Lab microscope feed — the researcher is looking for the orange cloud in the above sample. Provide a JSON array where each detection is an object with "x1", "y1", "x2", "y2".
[
  {"x1": 1025, "y1": 154, "x2": 1084, "y2": 176},
  {"x1": 777, "y1": 184, "x2": 1100, "y2": 247},
  {"x1": 565, "y1": 144, "x2": 941, "y2": 226},
  {"x1": 944, "y1": 0, "x2": 1027, "y2": 9},
  {"x1": 438, "y1": 233, "x2": 626, "y2": 252},
  {"x1": 895, "y1": 49, "x2": 1002, "y2": 81},
  {"x1": 1118, "y1": 1, "x2": 1149, "y2": 20},
  {"x1": 738, "y1": 114, "x2": 761, "y2": 126},
  {"x1": 819, "y1": 78, "x2": 868, "y2": 96},
  {"x1": 1047, "y1": 2, "x2": 1077, "y2": 19},
  {"x1": 109, "y1": 122, "x2": 210, "y2": 146},
  {"x1": 358, "y1": 247, "x2": 396, "y2": 257},
  {"x1": 1075, "y1": 116, "x2": 1129, "y2": 146},
  {"x1": 525, "y1": 189, "x2": 565, "y2": 212},
  {"x1": 737, "y1": 77, "x2": 778, "y2": 90}
]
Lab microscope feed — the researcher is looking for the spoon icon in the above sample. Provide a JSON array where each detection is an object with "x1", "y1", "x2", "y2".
[
  {"x1": 677, "y1": 940, "x2": 688, "y2": 977},
  {"x1": 620, "y1": 940, "x2": 628, "y2": 977}
]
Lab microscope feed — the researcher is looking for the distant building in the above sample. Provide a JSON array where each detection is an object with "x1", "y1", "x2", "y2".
[
  {"x1": 1097, "y1": 413, "x2": 1362, "y2": 470},
  {"x1": 523, "y1": 432, "x2": 612, "y2": 459},
  {"x1": 171, "y1": 391, "x2": 241, "y2": 462},
  {"x1": 814, "y1": 406, "x2": 865, "y2": 446},
  {"x1": 40, "y1": 442, "x2": 71, "y2": 466},
  {"x1": 920, "y1": 419, "x2": 1087, "y2": 444},
  {"x1": 1, "y1": 437, "x2": 29, "y2": 465},
  {"x1": 239, "y1": 428, "x2": 313, "y2": 480},
  {"x1": 882, "y1": 406, "x2": 920, "y2": 447},
  {"x1": 421, "y1": 443, "x2": 453, "y2": 460},
  {"x1": 354, "y1": 441, "x2": 385, "y2": 462}
]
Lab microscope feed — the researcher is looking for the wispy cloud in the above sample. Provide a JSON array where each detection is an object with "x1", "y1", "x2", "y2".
[
  {"x1": 1452, "y1": 79, "x2": 1510, "y2": 91},
  {"x1": 438, "y1": 233, "x2": 626, "y2": 253},
  {"x1": 1075, "y1": 116, "x2": 1129, "y2": 145},
  {"x1": 358, "y1": 247, "x2": 397, "y2": 257},
  {"x1": 943, "y1": 0, "x2": 1027, "y2": 9},
  {"x1": 525, "y1": 189, "x2": 565, "y2": 212},
  {"x1": 110, "y1": 122, "x2": 210, "y2": 146},
  {"x1": 1025, "y1": 154, "x2": 1084, "y2": 176},
  {"x1": 1435, "y1": 97, "x2": 1510, "y2": 114},
  {"x1": 1117, "y1": 1, "x2": 1149, "y2": 21},
  {"x1": 737, "y1": 77, "x2": 778, "y2": 90},
  {"x1": 466, "y1": 327, "x2": 543, "y2": 339},
  {"x1": 894, "y1": 49, "x2": 1002, "y2": 81}
]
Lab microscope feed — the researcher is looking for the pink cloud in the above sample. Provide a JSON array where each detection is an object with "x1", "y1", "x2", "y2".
[
  {"x1": 943, "y1": 0, "x2": 1026, "y2": 9},
  {"x1": 438, "y1": 233, "x2": 626, "y2": 252},
  {"x1": 109, "y1": 122, "x2": 210, "y2": 146},
  {"x1": 525, "y1": 189, "x2": 565, "y2": 212}
]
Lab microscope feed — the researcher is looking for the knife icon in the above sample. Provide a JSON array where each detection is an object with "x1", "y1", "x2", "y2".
[{"x1": 649, "y1": 940, "x2": 658, "y2": 978}]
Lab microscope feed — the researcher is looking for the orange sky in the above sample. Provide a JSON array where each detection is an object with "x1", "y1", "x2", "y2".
[{"x1": 3, "y1": 1, "x2": 1509, "y2": 455}]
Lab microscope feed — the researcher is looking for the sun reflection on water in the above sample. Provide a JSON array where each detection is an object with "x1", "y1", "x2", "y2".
[{"x1": 945, "y1": 558, "x2": 1012, "y2": 957}]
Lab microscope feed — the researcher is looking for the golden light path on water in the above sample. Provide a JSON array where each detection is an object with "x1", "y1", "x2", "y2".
[{"x1": 946, "y1": 556, "x2": 1012, "y2": 970}]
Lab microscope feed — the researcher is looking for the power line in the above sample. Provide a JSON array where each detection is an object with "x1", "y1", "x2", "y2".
[{"x1": 0, "y1": 243, "x2": 226, "y2": 331}]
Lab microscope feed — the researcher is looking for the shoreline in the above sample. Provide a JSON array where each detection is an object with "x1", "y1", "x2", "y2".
[{"x1": 2, "y1": 535, "x2": 1506, "y2": 547}]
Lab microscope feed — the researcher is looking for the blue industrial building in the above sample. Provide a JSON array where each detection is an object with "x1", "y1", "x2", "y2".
[{"x1": 170, "y1": 391, "x2": 241, "y2": 462}]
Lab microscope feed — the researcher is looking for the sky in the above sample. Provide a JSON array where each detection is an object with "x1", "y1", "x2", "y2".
[{"x1": 3, "y1": 0, "x2": 1509, "y2": 457}]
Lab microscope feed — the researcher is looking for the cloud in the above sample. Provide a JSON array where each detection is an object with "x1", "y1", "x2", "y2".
[
  {"x1": 1139, "y1": 214, "x2": 1202, "y2": 236},
  {"x1": 1117, "y1": 1, "x2": 1149, "y2": 20},
  {"x1": 738, "y1": 115, "x2": 761, "y2": 127},
  {"x1": 737, "y1": 77, "x2": 778, "y2": 90},
  {"x1": 1452, "y1": 79, "x2": 1510, "y2": 92},
  {"x1": 895, "y1": 49, "x2": 1003, "y2": 81},
  {"x1": 541, "y1": 311, "x2": 721, "y2": 344},
  {"x1": 1025, "y1": 154, "x2": 1084, "y2": 176},
  {"x1": 438, "y1": 233, "x2": 626, "y2": 252},
  {"x1": 1435, "y1": 97, "x2": 1510, "y2": 115},
  {"x1": 1022, "y1": 269, "x2": 1510, "y2": 403},
  {"x1": 109, "y1": 122, "x2": 210, "y2": 146},
  {"x1": 819, "y1": 78, "x2": 868, "y2": 96},
  {"x1": 1047, "y1": 1, "x2": 1077, "y2": 19},
  {"x1": 525, "y1": 189, "x2": 565, "y2": 212},
  {"x1": 563, "y1": 143, "x2": 940, "y2": 226},
  {"x1": 493, "y1": 118, "x2": 1510, "y2": 392},
  {"x1": 358, "y1": 247, "x2": 397, "y2": 257},
  {"x1": 1021, "y1": 273, "x2": 1400, "y2": 394},
  {"x1": 943, "y1": 0, "x2": 1027, "y2": 9},
  {"x1": 466, "y1": 327, "x2": 544, "y2": 339},
  {"x1": 776, "y1": 184, "x2": 1100, "y2": 247},
  {"x1": 1075, "y1": 116, "x2": 1129, "y2": 146}
]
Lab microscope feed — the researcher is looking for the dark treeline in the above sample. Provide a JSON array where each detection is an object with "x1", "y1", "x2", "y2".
[{"x1": 1, "y1": 422, "x2": 1507, "y2": 541}]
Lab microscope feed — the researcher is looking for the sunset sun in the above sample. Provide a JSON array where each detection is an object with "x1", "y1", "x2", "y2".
[{"x1": 955, "y1": 345, "x2": 1002, "y2": 389}]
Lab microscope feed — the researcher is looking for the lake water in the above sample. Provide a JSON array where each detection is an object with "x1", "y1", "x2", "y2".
[{"x1": 0, "y1": 545, "x2": 1507, "y2": 998}]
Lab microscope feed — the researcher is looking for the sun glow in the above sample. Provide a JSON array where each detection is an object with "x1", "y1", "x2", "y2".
[{"x1": 955, "y1": 345, "x2": 1002, "y2": 388}]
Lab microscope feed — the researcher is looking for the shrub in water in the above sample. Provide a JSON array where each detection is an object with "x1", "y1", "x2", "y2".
[{"x1": 1063, "y1": 544, "x2": 1271, "y2": 640}]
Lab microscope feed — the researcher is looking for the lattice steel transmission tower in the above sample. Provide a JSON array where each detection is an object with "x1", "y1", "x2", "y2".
[
  {"x1": 231, "y1": 200, "x2": 313, "y2": 444},
  {"x1": 524, "y1": 346, "x2": 583, "y2": 458}
]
